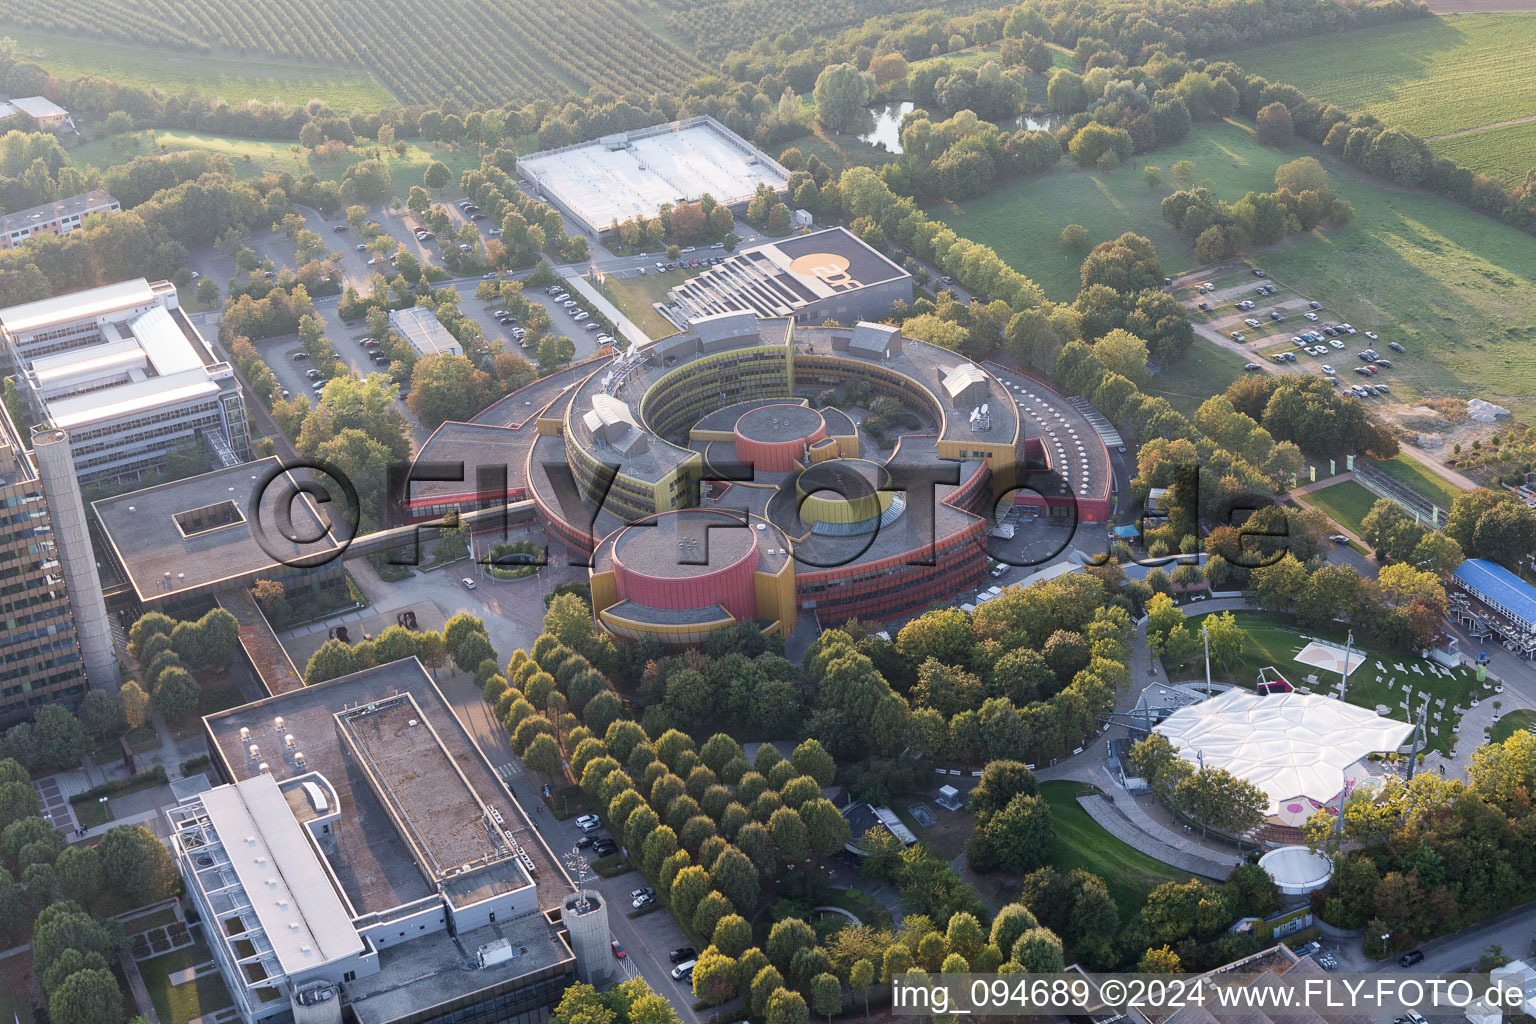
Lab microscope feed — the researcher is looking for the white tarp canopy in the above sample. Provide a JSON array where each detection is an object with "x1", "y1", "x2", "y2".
[{"x1": 1153, "y1": 689, "x2": 1413, "y2": 814}]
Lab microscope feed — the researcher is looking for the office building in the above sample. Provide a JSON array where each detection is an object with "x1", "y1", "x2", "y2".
[
  {"x1": 1, "y1": 278, "x2": 250, "y2": 484},
  {"x1": 0, "y1": 189, "x2": 120, "y2": 250},
  {"x1": 177, "y1": 659, "x2": 588, "y2": 1024},
  {"x1": 0, "y1": 398, "x2": 117, "y2": 724}
]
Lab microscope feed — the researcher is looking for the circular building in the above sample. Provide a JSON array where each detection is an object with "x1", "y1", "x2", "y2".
[
  {"x1": 733, "y1": 404, "x2": 827, "y2": 472},
  {"x1": 590, "y1": 508, "x2": 794, "y2": 646},
  {"x1": 1257, "y1": 846, "x2": 1333, "y2": 896},
  {"x1": 793, "y1": 458, "x2": 899, "y2": 534}
]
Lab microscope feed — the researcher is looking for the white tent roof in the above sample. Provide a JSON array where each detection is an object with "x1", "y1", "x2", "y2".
[{"x1": 1153, "y1": 689, "x2": 1413, "y2": 814}]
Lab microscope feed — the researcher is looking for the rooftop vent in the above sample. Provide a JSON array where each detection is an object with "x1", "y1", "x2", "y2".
[{"x1": 246, "y1": 836, "x2": 256, "y2": 846}]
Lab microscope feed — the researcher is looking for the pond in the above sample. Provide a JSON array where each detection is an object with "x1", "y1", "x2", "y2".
[
  {"x1": 859, "y1": 101, "x2": 914, "y2": 153},
  {"x1": 1016, "y1": 112, "x2": 1061, "y2": 132}
]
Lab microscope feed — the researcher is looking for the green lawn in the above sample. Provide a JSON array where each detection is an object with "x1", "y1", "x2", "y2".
[
  {"x1": 1359, "y1": 453, "x2": 1464, "y2": 511},
  {"x1": 1221, "y1": 14, "x2": 1536, "y2": 183},
  {"x1": 70, "y1": 130, "x2": 482, "y2": 203},
  {"x1": 596, "y1": 269, "x2": 698, "y2": 339},
  {"x1": 1183, "y1": 609, "x2": 1487, "y2": 755},
  {"x1": 778, "y1": 128, "x2": 893, "y2": 174},
  {"x1": 931, "y1": 120, "x2": 1536, "y2": 420},
  {"x1": 1146, "y1": 340, "x2": 1254, "y2": 418},
  {"x1": 75, "y1": 798, "x2": 115, "y2": 829},
  {"x1": 138, "y1": 937, "x2": 234, "y2": 1024},
  {"x1": 1489, "y1": 709, "x2": 1536, "y2": 745},
  {"x1": 1303, "y1": 479, "x2": 1381, "y2": 537},
  {"x1": 1039, "y1": 781, "x2": 1203, "y2": 923},
  {"x1": 0, "y1": 24, "x2": 394, "y2": 109}
]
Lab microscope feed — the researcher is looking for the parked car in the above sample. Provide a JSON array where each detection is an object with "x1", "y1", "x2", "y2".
[
  {"x1": 611, "y1": 940, "x2": 626, "y2": 960},
  {"x1": 671, "y1": 960, "x2": 697, "y2": 981},
  {"x1": 1197, "y1": 302, "x2": 1212, "y2": 312},
  {"x1": 633, "y1": 894, "x2": 655, "y2": 910},
  {"x1": 1244, "y1": 318, "x2": 1261, "y2": 328},
  {"x1": 1308, "y1": 301, "x2": 1322, "y2": 309},
  {"x1": 630, "y1": 887, "x2": 655, "y2": 901},
  {"x1": 1202, "y1": 281, "x2": 1215, "y2": 290},
  {"x1": 1388, "y1": 341, "x2": 1405, "y2": 352},
  {"x1": 573, "y1": 312, "x2": 590, "y2": 322},
  {"x1": 1269, "y1": 311, "x2": 1284, "y2": 322},
  {"x1": 1244, "y1": 362, "x2": 1261, "y2": 371},
  {"x1": 1399, "y1": 951, "x2": 1424, "y2": 968},
  {"x1": 1375, "y1": 383, "x2": 1390, "y2": 392},
  {"x1": 1374, "y1": 358, "x2": 1392, "y2": 367},
  {"x1": 669, "y1": 947, "x2": 697, "y2": 965},
  {"x1": 1253, "y1": 268, "x2": 1267, "y2": 277},
  {"x1": 1330, "y1": 339, "x2": 1345, "y2": 349},
  {"x1": 1232, "y1": 332, "x2": 1246, "y2": 342},
  {"x1": 1330, "y1": 534, "x2": 1349, "y2": 544},
  {"x1": 575, "y1": 835, "x2": 594, "y2": 849}
]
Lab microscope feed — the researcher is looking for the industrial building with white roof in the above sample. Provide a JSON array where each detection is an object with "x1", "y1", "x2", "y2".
[
  {"x1": 0, "y1": 278, "x2": 250, "y2": 484},
  {"x1": 519, "y1": 115, "x2": 791, "y2": 237}
]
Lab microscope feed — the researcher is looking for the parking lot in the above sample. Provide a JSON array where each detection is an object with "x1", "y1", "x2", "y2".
[{"x1": 1175, "y1": 263, "x2": 1409, "y2": 399}]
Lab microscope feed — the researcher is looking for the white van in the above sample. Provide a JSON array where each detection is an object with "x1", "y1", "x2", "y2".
[{"x1": 671, "y1": 960, "x2": 696, "y2": 981}]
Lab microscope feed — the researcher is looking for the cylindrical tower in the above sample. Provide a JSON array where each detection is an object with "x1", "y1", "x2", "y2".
[
  {"x1": 563, "y1": 890, "x2": 613, "y2": 985},
  {"x1": 733, "y1": 404, "x2": 826, "y2": 473},
  {"x1": 32, "y1": 429, "x2": 120, "y2": 690}
]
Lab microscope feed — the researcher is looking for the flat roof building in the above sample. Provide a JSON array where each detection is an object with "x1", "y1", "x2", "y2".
[
  {"x1": 1, "y1": 279, "x2": 250, "y2": 484},
  {"x1": 1453, "y1": 557, "x2": 1536, "y2": 634},
  {"x1": 520, "y1": 116, "x2": 791, "y2": 237},
  {"x1": 668, "y1": 226, "x2": 912, "y2": 327},
  {"x1": 178, "y1": 658, "x2": 587, "y2": 1023},
  {"x1": 0, "y1": 189, "x2": 119, "y2": 250},
  {"x1": 388, "y1": 306, "x2": 462, "y2": 359}
]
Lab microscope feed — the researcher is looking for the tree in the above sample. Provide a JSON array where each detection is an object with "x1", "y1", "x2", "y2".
[
  {"x1": 409, "y1": 353, "x2": 493, "y2": 427},
  {"x1": 767, "y1": 988, "x2": 810, "y2": 1024},
  {"x1": 0, "y1": 779, "x2": 38, "y2": 832},
  {"x1": 813, "y1": 64, "x2": 872, "y2": 132},
  {"x1": 128, "y1": 612, "x2": 175, "y2": 659},
  {"x1": 119, "y1": 680, "x2": 150, "y2": 730},
  {"x1": 790, "y1": 738, "x2": 835, "y2": 786},
  {"x1": 1011, "y1": 928, "x2": 1065, "y2": 972},
  {"x1": 424, "y1": 161, "x2": 450, "y2": 189},
  {"x1": 694, "y1": 947, "x2": 739, "y2": 1005},
  {"x1": 1060, "y1": 224, "x2": 1090, "y2": 252},
  {"x1": 30, "y1": 903, "x2": 113, "y2": 984},
  {"x1": 49, "y1": 967, "x2": 122, "y2": 1024},
  {"x1": 966, "y1": 793, "x2": 1054, "y2": 874},
  {"x1": 32, "y1": 706, "x2": 89, "y2": 770},
  {"x1": 1275, "y1": 156, "x2": 1328, "y2": 194},
  {"x1": 811, "y1": 973, "x2": 842, "y2": 1024},
  {"x1": 710, "y1": 845, "x2": 760, "y2": 911},
  {"x1": 800, "y1": 798, "x2": 852, "y2": 856},
  {"x1": 98, "y1": 824, "x2": 175, "y2": 904},
  {"x1": 1256, "y1": 102, "x2": 1295, "y2": 146},
  {"x1": 524, "y1": 733, "x2": 562, "y2": 782},
  {"x1": 1139, "y1": 946, "x2": 1182, "y2": 973},
  {"x1": 849, "y1": 958, "x2": 875, "y2": 1017},
  {"x1": 537, "y1": 334, "x2": 577, "y2": 374},
  {"x1": 54, "y1": 844, "x2": 102, "y2": 907},
  {"x1": 453, "y1": 631, "x2": 498, "y2": 675}
]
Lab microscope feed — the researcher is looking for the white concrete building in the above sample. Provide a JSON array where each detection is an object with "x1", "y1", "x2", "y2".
[{"x1": 0, "y1": 279, "x2": 249, "y2": 484}]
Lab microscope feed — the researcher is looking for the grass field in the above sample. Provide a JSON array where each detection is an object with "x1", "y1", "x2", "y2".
[
  {"x1": 0, "y1": 24, "x2": 394, "y2": 109},
  {"x1": 1360, "y1": 452, "x2": 1464, "y2": 510},
  {"x1": 1183, "y1": 609, "x2": 1489, "y2": 754},
  {"x1": 70, "y1": 130, "x2": 482, "y2": 202},
  {"x1": 1146, "y1": 341, "x2": 1253, "y2": 418},
  {"x1": 1302, "y1": 479, "x2": 1381, "y2": 536},
  {"x1": 1222, "y1": 14, "x2": 1536, "y2": 183},
  {"x1": 1490, "y1": 708, "x2": 1536, "y2": 744},
  {"x1": 597, "y1": 269, "x2": 697, "y2": 339},
  {"x1": 139, "y1": 936, "x2": 233, "y2": 1024},
  {"x1": 1039, "y1": 781, "x2": 1203, "y2": 922},
  {"x1": 930, "y1": 120, "x2": 1536, "y2": 420}
]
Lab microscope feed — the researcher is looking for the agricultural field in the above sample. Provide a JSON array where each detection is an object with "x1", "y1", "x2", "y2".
[
  {"x1": 1223, "y1": 13, "x2": 1536, "y2": 183},
  {"x1": 69, "y1": 130, "x2": 483, "y2": 202},
  {"x1": 656, "y1": 0, "x2": 1002, "y2": 58},
  {"x1": 930, "y1": 121, "x2": 1536, "y2": 421},
  {"x1": 0, "y1": 0, "x2": 702, "y2": 107},
  {"x1": 0, "y1": 24, "x2": 394, "y2": 109}
]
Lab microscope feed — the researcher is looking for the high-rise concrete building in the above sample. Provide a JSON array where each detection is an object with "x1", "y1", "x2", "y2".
[
  {"x1": 0, "y1": 278, "x2": 250, "y2": 486},
  {"x1": 0, "y1": 399, "x2": 117, "y2": 724}
]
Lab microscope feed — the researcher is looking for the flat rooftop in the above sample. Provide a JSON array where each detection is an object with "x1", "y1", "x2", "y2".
[
  {"x1": 605, "y1": 508, "x2": 787, "y2": 579},
  {"x1": 390, "y1": 306, "x2": 460, "y2": 356},
  {"x1": 736, "y1": 403, "x2": 824, "y2": 443},
  {"x1": 194, "y1": 773, "x2": 364, "y2": 975},
  {"x1": 521, "y1": 116, "x2": 788, "y2": 231},
  {"x1": 205, "y1": 659, "x2": 571, "y2": 916},
  {"x1": 0, "y1": 277, "x2": 163, "y2": 335},
  {"x1": 0, "y1": 189, "x2": 116, "y2": 235},
  {"x1": 94, "y1": 458, "x2": 350, "y2": 603},
  {"x1": 336, "y1": 693, "x2": 529, "y2": 906},
  {"x1": 346, "y1": 914, "x2": 574, "y2": 1024}
]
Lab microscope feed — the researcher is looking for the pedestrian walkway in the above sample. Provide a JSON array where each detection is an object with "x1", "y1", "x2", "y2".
[
  {"x1": 1081, "y1": 798, "x2": 1234, "y2": 878},
  {"x1": 33, "y1": 770, "x2": 88, "y2": 831}
]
